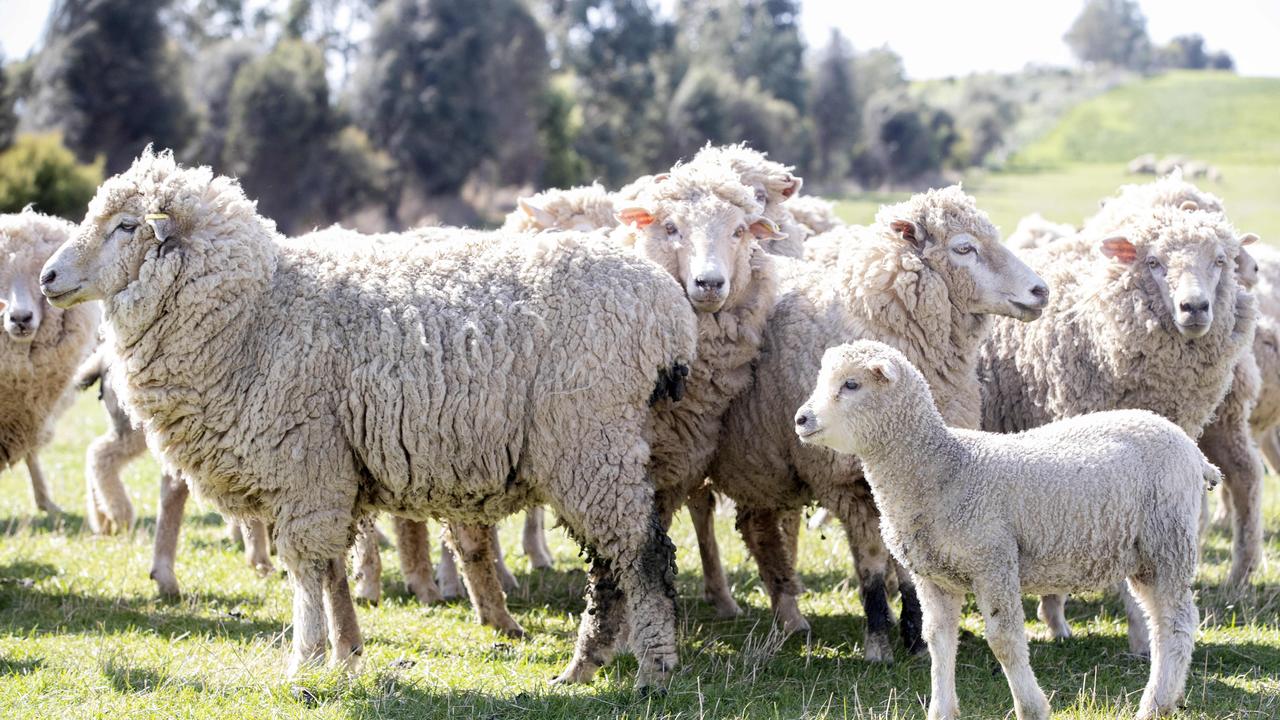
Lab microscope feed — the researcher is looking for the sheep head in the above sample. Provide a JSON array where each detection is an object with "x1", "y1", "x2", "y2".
[
  {"x1": 879, "y1": 185, "x2": 1049, "y2": 322},
  {"x1": 508, "y1": 183, "x2": 617, "y2": 232},
  {"x1": 0, "y1": 210, "x2": 75, "y2": 343},
  {"x1": 615, "y1": 162, "x2": 782, "y2": 314},
  {"x1": 688, "y1": 143, "x2": 800, "y2": 220}
]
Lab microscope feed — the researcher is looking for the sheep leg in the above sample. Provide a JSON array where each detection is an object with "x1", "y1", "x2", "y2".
[
  {"x1": 244, "y1": 519, "x2": 274, "y2": 576},
  {"x1": 150, "y1": 473, "x2": 188, "y2": 598},
  {"x1": 1257, "y1": 426, "x2": 1280, "y2": 476},
  {"x1": 490, "y1": 524, "x2": 519, "y2": 593},
  {"x1": 437, "y1": 527, "x2": 464, "y2": 600},
  {"x1": 1129, "y1": 578, "x2": 1196, "y2": 719},
  {"x1": 1036, "y1": 594, "x2": 1072, "y2": 640},
  {"x1": 393, "y1": 517, "x2": 442, "y2": 604},
  {"x1": 779, "y1": 508, "x2": 805, "y2": 594},
  {"x1": 846, "y1": 524, "x2": 896, "y2": 663},
  {"x1": 24, "y1": 454, "x2": 62, "y2": 517},
  {"x1": 84, "y1": 431, "x2": 140, "y2": 534},
  {"x1": 285, "y1": 557, "x2": 330, "y2": 676},
  {"x1": 226, "y1": 520, "x2": 245, "y2": 546},
  {"x1": 918, "y1": 578, "x2": 963, "y2": 720},
  {"x1": 522, "y1": 507, "x2": 555, "y2": 570},
  {"x1": 446, "y1": 522, "x2": 525, "y2": 638},
  {"x1": 1116, "y1": 581, "x2": 1153, "y2": 656},
  {"x1": 686, "y1": 485, "x2": 741, "y2": 618},
  {"x1": 975, "y1": 573, "x2": 1050, "y2": 720},
  {"x1": 322, "y1": 556, "x2": 364, "y2": 671},
  {"x1": 1201, "y1": 417, "x2": 1264, "y2": 585},
  {"x1": 736, "y1": 506, "x2": 809, "y2": 636},
  {"x1": 351, "y1": 517, "x2": 383, "y2": 605},
  {"x1": 551, "y1": 551, "x2": 630, "y2": 685},
  {"x1": 894, "y1": 561, "x2": 926, "y2": 654}
]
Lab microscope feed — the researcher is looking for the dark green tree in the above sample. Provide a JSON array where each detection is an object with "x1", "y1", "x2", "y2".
[
  {"x1": 810, "y1": 29, "x2": 857, "y2": 181},
  {"x1": 0, "y1": 59, "x2": 16, "y2": 151},
  {"x1": 1063, "y1": 0, "x2": 1151, "y2": 69},
  {"x1": 675, "y1": 0, "x2": 806, "y2": 111},
  {"x1": 28, "y1": 0, "x2": 195, "y2": 173},
  {"x1": 0, "y1": 134, "x2": 103, "y2": 220},
  {"x1": 1158, "y1": 34, "x2": 1209, "y2": 70},
  {"x1": 184, "y1": 39, "x2": 260, "y2": 168}
]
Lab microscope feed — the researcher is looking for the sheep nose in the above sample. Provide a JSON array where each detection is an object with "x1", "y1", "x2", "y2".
[
  {"x1": 795, "y1": 410, "x2": 813, "y2": 428},
  {"x1": 694, "y1": 274, "x2": 725, "y2": 291},
  {"x1": 7, "y1": 309, "x2": 32, "y2": 326},
  {"x1": 1179, "y1": 299, "x2": 1210, "y2": 314},
  {"x1": 1030, "y1": 284, "x2": 1049, "y2": 300},
  {"x1": 40, "y1": 269, "x2": 56, "y2": 285}
]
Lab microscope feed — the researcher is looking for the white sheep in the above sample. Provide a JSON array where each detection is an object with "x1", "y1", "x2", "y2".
[
  {"x1": 686, "y1": 143, "x2": 808, "y2": 257},
  {"x1": 1004, "y1": 212, "x2": 1076, "y2": 250},
  {"x1": 797, "y1": 340, "x2": 1212, "y2": 720},
  {"x1": 0, "y1": 209, "x2": 99, "y2": 515},
  {"x1": 980, "y1": 204, "x2": 1254, "y2": 652},
  {"x1": 709, "y1": 186, "x2": 1049, "y2": 660},
  {"x1": 785, "y1": 195, "x2": 844, "y2": 236},
  {"x1": 501, "y1": 182, "x2": 618, "y2": 233},
  {"x1": 40, "y1": 149, "x2": 697, "y2": 689}
]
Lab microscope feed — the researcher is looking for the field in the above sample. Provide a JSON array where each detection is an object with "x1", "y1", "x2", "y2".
[{"x1": 2, "y1": 71, "x2": 1280, "y2": 719}]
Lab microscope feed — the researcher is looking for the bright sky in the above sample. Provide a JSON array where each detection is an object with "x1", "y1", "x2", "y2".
[{"x1": 3, "y1": 0, "x2": 1279, "y2": 77}]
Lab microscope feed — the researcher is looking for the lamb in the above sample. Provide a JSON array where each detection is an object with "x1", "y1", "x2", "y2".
[
  {"x1": 1004, "y1": 213, "x2": 1076, "y2": 250},
  {"x1": 979, "y1": 204, "x2": 1254, "y2": 651},
  {"x1": 686, "y1": 143, "x2": 808, "y2": 257},
  {"x1": 40, "y1": 149, "x2": 697, "y2": 689},
  {"x1": 0, "y1": 209, "x2": 99, "y2": 515},
  {"x1": 708, "y1": 186, "x2": 1049, "y2": 660},
  {"x1": 796, "y1": 340, "x2": 1212, "y2": 720},
  {"x1": 501, "y1": 183, "x2": 618, "y2": 233}
]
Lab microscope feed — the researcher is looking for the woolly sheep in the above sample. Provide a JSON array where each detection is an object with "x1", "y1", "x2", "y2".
[
  {"x1": 0, "y1": 209, "x2": 99, "y2": 515},
  {"x1": 785, "y1": 195, "x2": 844, "y2": 236},
  {"x1": 708, "y1": 186, "x2": 1049, "y2": 660},
  {"x1": 1004, "y1": 213, "x2": 1076, "y2": 250},
  {"x1": 797, "y1": 340, "x2": 1213, "y2": 720},
  {"x1": 40, "y1": 150, "x2": 698, "y2": 688},
  {"x1": 501, "y1": 183, "x2": 618, "y2": 233},
  {"x1": 979, "y1": 204, "x2": 1254, "y2": 651},
  {"x1": 687, "y1": 143, "x2": 808, "y2": 257}
]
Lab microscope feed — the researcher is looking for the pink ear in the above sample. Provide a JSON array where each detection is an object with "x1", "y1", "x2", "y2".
[
  {"x1": 1100, "y1": 236, "x2": 1137, "y2": 263},
  {"x1": 1179, "y1": 200, "x2": 1199, "y2": 212},
  {"x1": 890, "y1": 219, "x2": 920, "y2": 245},
  {"x1": 749, "y1": 218, "x2": 786, "y2": 241},
  {"x1": 616, "y1": 207, "x2": 655, "y2": 228},
  {"x1": 1240, "y1": 232, "x2": 1259, "y2": 246},
  {"x1": 782, "y1": 175, "x2": 801, "y2": 199},
  {"x1": 868, "y1": 360, "x2": 898, "y2": 385}
]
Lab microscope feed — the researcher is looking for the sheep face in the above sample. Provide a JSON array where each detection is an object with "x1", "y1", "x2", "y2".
[
  {"x1": 0, "y1": 213, "x2": 74, "y2": 343},
  {"x1": 41, "y1": 207, "x2": 162, "y2": 309},
  {"x1": 795, "y1": 341, "x2": 916, "y2": 456}
]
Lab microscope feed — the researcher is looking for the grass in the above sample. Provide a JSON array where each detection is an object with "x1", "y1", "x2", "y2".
[{"x1": 1, "y1": 392, "x2": 1279, "y2": 718}]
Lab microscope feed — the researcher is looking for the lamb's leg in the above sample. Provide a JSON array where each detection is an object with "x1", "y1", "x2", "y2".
[
  {"x1": 322, "y1": 556, "x2": 364, "y2": 671},
  {"x1": 437, "y1": 527, "x2": 463, "y2": 600},
  {"x1": 285, "y1": 557, "x2": 330, "y2": 676},
  {"x1": 975, "y1": 574, "x2": 1051, "y2": 720},
  {"x1": 150, "y1": 473, "x2": 188, "y2": 598},
  {"x1": 1119, "y1": 582, "x2": 1152, "y2": 656},
  {"x1": 736, "y1": 506, "x2": 809, "y2": 636},
  {"x1": 1257, "y1": 426, "x2": 1280, "y2": 476},
  {"x1": 1037, "y1": 594, "x2": 1072, "y2": 640},
  {"x1": 522, "y1": 507, "x2": 555, "y2": 570},
  {"x1": 918, "y1": 578, "x2": 963, "y2": 720},
  {"x1": 490, "y1": 524, "x2": 519, "y2": 593},
  {"x1": 243, "y1": 519, "x2": 274, "y2": 576},
  {"x1": 1129, "y1": 578, "x2": 1197, "y2": 719},
  {"x1": 227, "y1": 520, "x2": 245, "y2": 546},
  {"x1": 351, "y1": 517, "x2": 382, "y2": 605},
  {"x1": 84, "y1": 432, "x2": 139, "y2": 533},
  {"x1": 446, "y1": 522, "x2": 525, "y2": 638},
  {"x1": 24, "y1": 454, "x2": 62, "y2": 517},
  {"x1": 394, "y1": 517, "x2": 442, "y2": 604},
  {"x1": 895, "y1": 561, "x2": 926, "y2": 655},
  {"x1": 686, "y1": 485, "x2": 741, "y2": 618}
]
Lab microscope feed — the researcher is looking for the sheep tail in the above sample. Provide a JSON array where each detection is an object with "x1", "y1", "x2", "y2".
[
  {"x1": 1201, "y1": 459, "x2": 1222, "y2": 491},
  {"x1": 650, "y1": 360, "x2": 690, "y2": 407}
]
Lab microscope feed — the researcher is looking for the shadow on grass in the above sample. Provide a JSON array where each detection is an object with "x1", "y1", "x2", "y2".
[{"x1": 0, "y1": 655, "x2": 44, "y2": 676}]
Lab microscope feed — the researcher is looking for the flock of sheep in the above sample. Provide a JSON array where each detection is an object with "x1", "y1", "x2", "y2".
[{"x1": 0, "y1": 141, "x2": 1271, "y2": 719}]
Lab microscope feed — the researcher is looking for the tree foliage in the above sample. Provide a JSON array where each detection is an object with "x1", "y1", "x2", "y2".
[
  {"x1": 0, "y1": 60, "x2": 17, "y2": 152},
  {"x1": 810, "y1": 30, "x2": 857, "y2": 182},
  {"x1": 1063, "y1": 0, "x2": 1151, "y2": 69},
  {"x1": 0, "y1": 133, "x2": 103, "y2": 220}
]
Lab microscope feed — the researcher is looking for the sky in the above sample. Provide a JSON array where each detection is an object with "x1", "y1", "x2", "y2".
[{"x1": 3, "y1": 0, "x2": 1280, "y2": 78}]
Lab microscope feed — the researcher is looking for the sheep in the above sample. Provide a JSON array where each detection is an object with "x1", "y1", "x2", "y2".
[
  {"x1": 979, "y1": 205, "x2": 1254, "y2": 652},
  {"x1": 687, "y1": 143, "x2": 808, "y2": 257},
  {"x1": 796, "y1": 339, "x2": 1212, "y2": 720},
  {"x1": 1004, "y1": 213, "x2": 1076, "y2": 250},
  {"x1": 0, "y1": 209, "x2": 99, "y2": 515},
  {"x1": 40, "y1": 149, "x2": 698, "y2": 688},
  {"x1": 785, "y1": 195, "x2": 844, "y2": 236},
  {"x1": 708, "y1": 186, "x2": 1049, "y2": 660},
  {"x1": 501, "y1": 183, "x2": 618, "y2": 233},
  {"x1": 74, "y1": 349, "x2": 274, "y2": 596},
  {"x1": 1127, "y1": 153, "x2": 1158, "y2": 175}
]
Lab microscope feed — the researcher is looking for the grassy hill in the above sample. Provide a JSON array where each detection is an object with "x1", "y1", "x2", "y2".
[{"x1": 836, "y1": 71, "x2": 1280, "y2": 241}]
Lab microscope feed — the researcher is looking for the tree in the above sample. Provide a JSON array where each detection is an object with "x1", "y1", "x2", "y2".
[
  {"x1": 0, "y1": 134, "x2": 103, "y2": 220},
  {"x1": 477, "y1": 0, "x2": 550, "y2": 186},
  {"x1": 810, "y1": 29, "x2": 857, "y2": 182},
  {"x1": 1063, "y1": 0, "x2": 1151, "y2": 69},
  {"x1": 1159, "y1": 34, "x2": 1208, "y2": 70},
  {"x1": 1208, "y1": 51, "x2": 1234, "y2": 71},
  {"x1": 184, "y1": 39, "x2": 260, "y2": 168},
  {"x1": 665, "y1": 67, "x2": 809, "y2": 169},
  {"x1": 537, "y1": 81, "x2": 588, "y2": 189},
  {"x1": 855, "y1": 89, "x2": 954, "y2": 186},
  {"x1": 27, "y1": 0, "x2": 195, "y2": 173},
  {"x1": 675, "y1": 0, "x2": 806, "y2": 111},
  {"x1": 0, "y1": 59, "x2": 16, "y2": 152}
]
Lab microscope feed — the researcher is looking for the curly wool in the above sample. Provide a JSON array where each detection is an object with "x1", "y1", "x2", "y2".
[
  {"x1": 501, "y1": 183, "x2": 618, "y2": 233},
  {"x1": 0, "y1": 210, "x2": 98, "y2": 468},
  {"x1": 980, "y1": 207, "x2": 1253, "y2": 438},
  {"x1": 687, "y1": 143, "x2": 808, "y2": 257},
  {"x1": 785, "y1": 195, "x2": 843, "y2": 236},
  {"x1": 1084, "y1": 169, "x2": 1224, "y2": 236},
  {"x1": 1005, "y1": 213, "x2": 1076, "y2": 250}
]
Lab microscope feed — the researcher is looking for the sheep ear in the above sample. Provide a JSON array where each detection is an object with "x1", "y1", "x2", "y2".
[
  {"x1": 782, "y1": 175, "x2": 802, "y2": 199},
  {"x1": 749, "y1": 217, "x2": 786, "y2": 241},
  {"x1": 890, "y1": 219, "x2": 924, "y2": 248},
  {"x1": 1179, "y1": 200, "x2": 1199, "y2": 212},
  {"x1": 146, "y1": 213, "x2": 179, "y2": 256},
  {"x1": 653, "y1": 173, "x2": 670, "y2": 183},
  {"x1": 1100, "y1": 236, "x2": 1137, "y2": 264},
  {"x1": 867, "y1": 359, "x2": 898, "y2": 385},
  {"x1": 1240, "y1": 232, "x2": 1259, "y2": 246},
  {"x1": 518, "y1": 198, "x2": 556, "y2": 228},
  {"x1": 616, "y1": 206, "x2": 656, "y2": 228}
]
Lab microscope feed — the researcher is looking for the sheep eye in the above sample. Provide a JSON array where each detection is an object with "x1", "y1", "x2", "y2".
[
  {"x1": 1215, "y1": 256, "x2": 1226, "y2": 267},
  {"x1": 1146, "y1": 256, "x2": 1162, "y2": 270},
  {"x1": 117, "y1": 220, "x2": 138, "y2": 233},
  {"x1": 754, "y1": 188, "x2": 767, "y2": 204},
  {"x1": 843, "y1": 379, "x2": 860, "y2": 391},
  {"x1": 664, "y1": 221, "x2": 678, "y2": 236},
  {"x1": 952, "y1": 244, "x2": 974, "y2": 255},
  {"x1": 733, "y1": 226, "x2": 746, "y2": 239}
]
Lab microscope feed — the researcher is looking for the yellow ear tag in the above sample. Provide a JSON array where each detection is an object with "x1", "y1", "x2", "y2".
[{"x1": 145, "y1": 213, "x2": 170, "y2": 221}]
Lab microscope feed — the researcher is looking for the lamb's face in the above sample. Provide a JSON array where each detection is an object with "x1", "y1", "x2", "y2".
[
  {"x1": 903, "y1": 219, "x2": 1049, "y2": 321},
  {"x1": 0, "y1": 215, "x2": 72, "y2": 343},
  {"x1": 41, "y1": 197, "x2": 168, "y2": 309},
  {"x1": 795, "y1": 342, "x2": 904, "y2": 456},
  {"x1": 617, "y1": 189, "x2": 781, "y2": 313}
]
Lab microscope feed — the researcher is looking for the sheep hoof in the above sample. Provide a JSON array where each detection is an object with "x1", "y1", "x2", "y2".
[
  {"x1": 550, "y1": 661, "x2": 598, "y2": 686},
  {"x1": 253, "y1": 561, "x2": 276, "y2": 578},
  {"x1": 864, "y1": 633, "x2": 894, "y2": 664},
  {"x1": 36, "y1": 500, "x2": 63, "y2": 517},
  {"x1": 704, "y1": 590, "x2": 742, "y2": 618},
  {"x1": 407, "y1": 579, "x2": 444, "y2": 605},
  {"x1": 150, "y1": 569, "x2": 180, "y2": 599},
  {"x1": 496, "y1": 623, "x2": 527, "y2": 640}
]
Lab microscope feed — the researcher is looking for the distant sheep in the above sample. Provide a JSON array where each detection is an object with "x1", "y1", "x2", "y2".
[
  {"x1": 0, "y1": 209, "x2": 98, "y2": 515},
  {"x1": 1004, "y1": 213, "x2": 1076, "y2": 250},
  {"x1": 501, "y1": 183, "x2": 618, "y2": 233},
  {"x1": 785, "y1": 195, "x2": 843, "y2": 236},
  {"x1": 40, "y1": 149, "x2": 697, "y2": 688},
  {"x1": 687, "y1": 143, "x2": 808, "y2": 257},
  {"x1": 798, "y1": 340, "x2": 1211, "y2": 720}
]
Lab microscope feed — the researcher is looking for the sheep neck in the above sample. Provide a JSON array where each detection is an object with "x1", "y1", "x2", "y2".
[{"x1": 854, "y1": 394, "x2": 960, "y2": 524}]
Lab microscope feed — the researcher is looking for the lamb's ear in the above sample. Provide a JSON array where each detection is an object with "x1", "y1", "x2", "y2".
[
  {"x1": 1179, "y1": 200, "x2": 1199, "y2": 212},
  {"x1": 867, "y1": 359, "x2": 899, "y2": 385},
  {"x1": 616, "y1": 205, "x2": 656, "y2": 228},
  {"x1": 749, "y1": 217, "x2": 786, "y2": 241},
  {"x1": 146, "y1": 213, "x2": 180, "y2": 257},
  {"x1": 1100, "y1": 236, "x2": 1137, "y2": 264},
  {"x1": 518, "y1": 198, "x2": 556, "y2": 228},
  {"x1": 1240, "y1": 232, "x2": 1259, "y2": 246},
  {"x1": 890, "y1": 219, "x2": 925, "y2": 249},
  {"x1": 782, "y1": 174, "x2": 802, "y2": 199}
]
